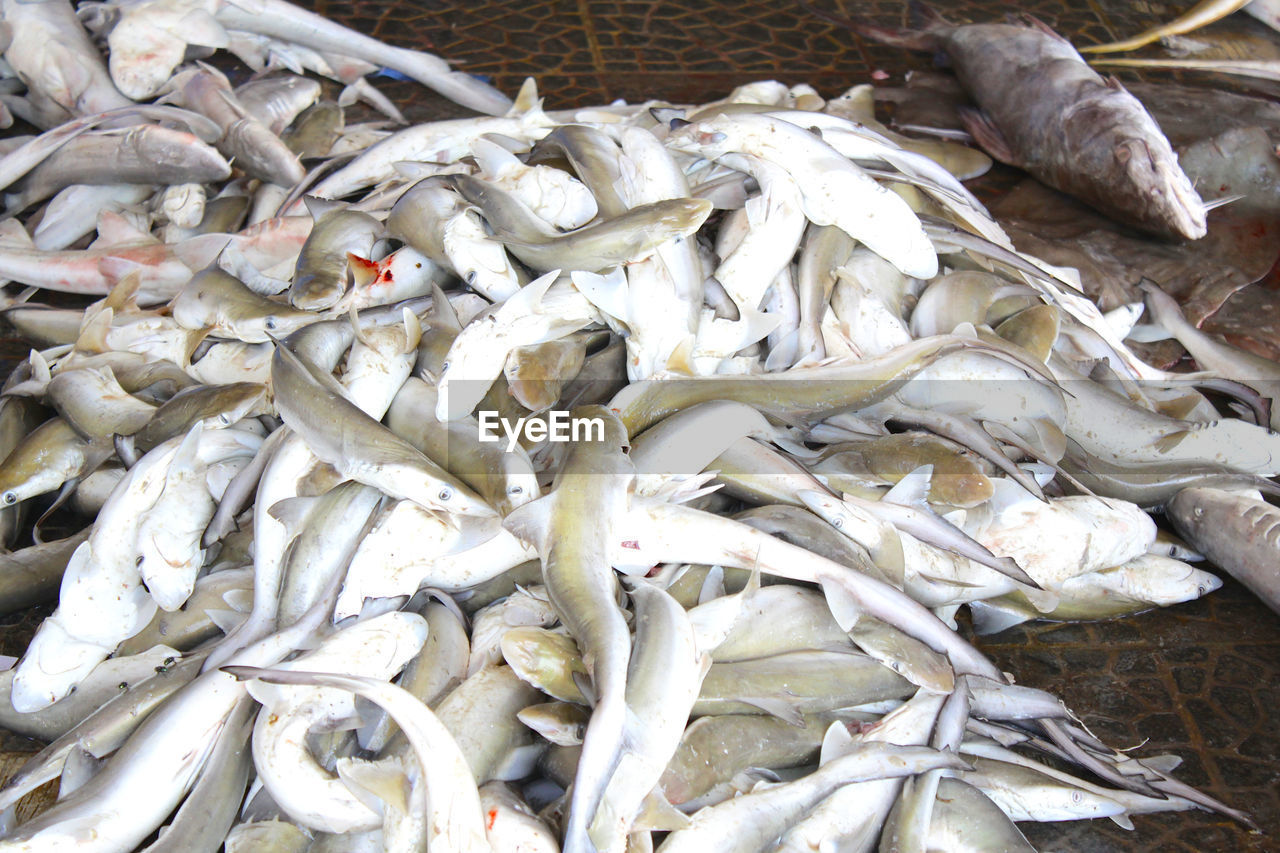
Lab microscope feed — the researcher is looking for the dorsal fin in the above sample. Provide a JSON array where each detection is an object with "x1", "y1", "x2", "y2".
[
  {"x1": 348, "y1": 304, "x2": 375, "y2": 349},
  {"x1": 75, "y1": 305, "x2": 113, "y2": 354},
  {"x1": 336, "y1": 756, "x2": 410, "y2": 814},
  {"x1": 301, "y1": 195, "x2": 345, "y2": 221},
  {"x1": 502, "y1": 494, "x2": 553, "y2": 550},
  {"x1": 102, "y1": 271, "x2": 143, "y2": 314},
  {"x1": 508, "y1": 77, "x2": 541, "y2": 116},
  {"x1": 818, "y1": 719, "x2": 857, "y2": 765},
  {"x1": 471, "y1": 135, "x2": 522, "y2": 177},
  {"x1": 0, "y1": 218, "x2": 34, "y2": 250},
  {"x1": 91, "y1": 210, "x2": 158, "y2": 249},
  {"x1": 346, "y1": 252, "x2": 380, "y2": 290},
  {"x1": 631, "y1": 790, "x2": 692, "y2": 832},
  {"x1": 663, "y1": 336, "x2": 697, "y2": 376},
  {"x1": 429, "y1": 282, "x2": 462, "y2": 332},
  {"x1": 882, "y1": 464, "x2": 932, "y2": 507}
]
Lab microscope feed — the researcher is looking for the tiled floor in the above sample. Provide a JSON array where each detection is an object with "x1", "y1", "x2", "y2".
[{"x1": 2, "y1": 1, "x2": 1279, "y2": 850}]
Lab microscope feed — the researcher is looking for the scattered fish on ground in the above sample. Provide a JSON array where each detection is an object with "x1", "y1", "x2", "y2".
[{"x1": 0, "y1": 2, "x2": 1274, "y2": 852}]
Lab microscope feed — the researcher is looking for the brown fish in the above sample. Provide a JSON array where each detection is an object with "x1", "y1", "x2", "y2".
[{"x1": 811, "y1": 5, "x2": 1208, "y2": 240}]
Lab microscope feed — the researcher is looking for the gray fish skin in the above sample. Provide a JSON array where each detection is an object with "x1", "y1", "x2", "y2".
[
  {"x1": 289, "y1": 205, "x2": 381, "y2": 310},
  {"x1": 116, "y1": 567, "x2": 254, "y2": 656},
  {"x1": 269, "y1": 341, "x2": 494, "y2": 517},
  {"x1": 1062, "y1": 444, "x2": 1280, "y2": 509},
  {"x1": 1167, "y1": 487, "x2": 1280, "y2": 614},
  {"x1": 385, "y1": 377, "x2": 540, "y2": 517},
  {"x1": 233, "y1": 74, "x2": 322, "y2": 135},
  {"x1": 46, "y1": 367, "x2": 157, "y2": 440},
  {"x1": 0, "y1": 645, "x2": 179, "y2": 742},
  {"x1": 0, "y1": 0, "x2": 132, "y2": 123},
  {"x1": 529, "y1": 124, "x2": 630, "y2": 217},
  {"x1": 700, "y1": 585, "x2": 854, "y2": 662},
  {"x1": 659, "y1": 712, "x2": 868, "y2": 807},
  {"x1": 1, "y1": 305, "x2": 87, "y2": 347},
  {"x1": 0, "y1": 653, "x2": 204, "y2": 812},
  {"x1": 282, "y1": 100, "x2": 343, "y2": 159},
  {"x1": 432, "y1": 663, "x2": 543, "y2": 785},
  {"x1": 0, "y1": 529, "x2": 90, "y2": 616},
  {"x1": 589, "y1": 583, "x2": 705, "y2": 851},
  {"x1": 172, "y1": 65, "x2": 305, "y2": 186},
  {"x1": 142, "y1": 697, "x2": 257, "y2": 853},
  {"x1": 13, "y1": 126, "x2": 231, "y2": 208},
  {"x1": 925, "y1": 777, "x2": 1034, "y2": 853},
  {"x1": 937, "y1": 22, "x2": 1205, "y2": 239},
  {"x1": 364, "y1": 597, "x2": 470, "y2": 755},
  {"x1": 1141, "y1": 282, "x2": 1280, "y2": 428},
  {"x1": 492, "y1": 198, "x2": 713, "y2": 274},
  {"x1": 129, "y1": 382, "x2": 269, "y2": 452},
  {"x1": 447, "y1": 172, "x2": 559, "y2": 242},
  {"x1": 610, "y1": 335, "x2": 990, "y2": 436},
  {"x1": 656, "y1": 743, "x2": 970, "y2": 853},
  {"x1": 838, "y1": 491, "x2": 1041, "y2": 589},
  {"x1": 171, "y1": 266, "x2": 315, "y2": 343},
  {"x1": 693, "y1": 650, "x2": 914, "y2": 719},
  {"x1": 275, "y1": 480, "x2": 383, "y2": 626},
  {"x1": 0, "y1": 417, "x2": 99, "y2": 506},
  {"x1": 0, "y1": 566, "x2": 342, "y2": 852}
]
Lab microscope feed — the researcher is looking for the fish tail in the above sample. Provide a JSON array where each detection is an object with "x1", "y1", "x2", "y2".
[
  {"x1": 800, "y1": 1, "x2": 942, "y2": 52},
  {"x1": 907, "y1": 0, "x2": 954, "y2": 33}
]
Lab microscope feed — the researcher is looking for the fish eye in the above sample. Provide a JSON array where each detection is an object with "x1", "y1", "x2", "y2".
[
  {"x1": 265, "y1": 317, "x2": 277, "y2": 330},
  {"x1": 465, "y1": 271, "x2": 478, "y2": 285},
  {"x1": 1071, "y1": 791, "x2": 1083, "y2": 804},
  {"x1": 218, "y1": 414, "x2": 232, "y2": 425},
  {"x1": 441, "y1": 361, "x2": 450, "y2": 371},
  {"x1": 1197, "y1": 584, "x2": 1207, "y2": 595},
  {"x1": 831, "y1": 516, "x2": 843, "y2": 529},
  {"x1": 1, "y1": 492, "x2": 15, "y2": 505},
  {"x1": 509, "y1": 485, "x2": 523, "y2": 495},
  {"x1": 1193, "y1": 507, "x2": 1204, "y2": 518},
  {"x1": 438, "y1": 487, "x2": 453, "y2": 502}
]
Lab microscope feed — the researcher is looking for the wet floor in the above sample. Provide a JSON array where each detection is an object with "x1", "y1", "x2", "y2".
[{"x1": 1, "y1": 0, "x2": 1279, "y2": 849}]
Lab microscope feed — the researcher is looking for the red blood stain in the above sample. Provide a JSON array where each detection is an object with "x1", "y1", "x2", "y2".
[{"x1": 486, "y1": 809, "x2": 498, "y2": 831}]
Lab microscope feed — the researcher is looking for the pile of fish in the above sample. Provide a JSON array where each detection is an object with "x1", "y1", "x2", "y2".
[{"x1": 0, "y1": 1, "x2": 1277, "y2": 851}]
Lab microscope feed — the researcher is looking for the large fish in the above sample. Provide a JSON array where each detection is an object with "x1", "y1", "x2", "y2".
[
  {"x1": 1167, "y1": 487, "x2": 1280, "y2": 614},
  {"x1": 816, "y1": 6, "x2": 1208, "y2": 240}
]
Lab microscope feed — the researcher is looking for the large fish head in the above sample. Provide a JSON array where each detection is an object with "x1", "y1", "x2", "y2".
[
  {"x1": 1114, "y1": 137, "x2": 1207, "y2": 241},
  {"x1": 1165, "y1": 486, "x2": 1216, "y2": 537}
]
